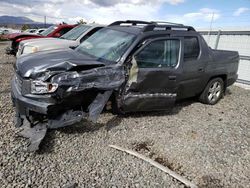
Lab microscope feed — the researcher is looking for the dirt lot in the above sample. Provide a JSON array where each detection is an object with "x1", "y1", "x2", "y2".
[{"x1": 0, "y1": 42, "x2": 249, "y2": 188}]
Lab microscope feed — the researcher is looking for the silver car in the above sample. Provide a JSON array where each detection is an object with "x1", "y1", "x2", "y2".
[{"x1": 17, "y1": 24, "x2": 103, "y2": 57}]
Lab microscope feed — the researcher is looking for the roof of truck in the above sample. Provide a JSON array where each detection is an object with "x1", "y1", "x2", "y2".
[
  {"x1": 108, "y1": 20, "x2": 196, "y2": 35},
  {"x1": 109, "y1": 25, "x2": 142, "y2": 35}
]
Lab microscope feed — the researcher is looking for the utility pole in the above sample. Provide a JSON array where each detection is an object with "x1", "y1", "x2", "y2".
[
  {"x1": 207, "y1": 12, "x2": 214, "y2": 44},
  {"x1": 44, "y1": 16, "x2": 46, "y2": 28}
]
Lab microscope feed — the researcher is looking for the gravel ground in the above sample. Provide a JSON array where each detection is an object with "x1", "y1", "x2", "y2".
[{"x1": 0, "y1": 42, "x2": 249, "y2": 188}]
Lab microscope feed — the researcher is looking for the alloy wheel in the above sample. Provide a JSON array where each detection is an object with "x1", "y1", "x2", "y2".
[{"x1": 207, "y1": 81, "x2": 222, "y2": 103}]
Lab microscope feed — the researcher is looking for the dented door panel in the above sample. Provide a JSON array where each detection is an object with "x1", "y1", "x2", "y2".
[{"x1": 121, "y1": 38, "x2": 183, "y2": 112}]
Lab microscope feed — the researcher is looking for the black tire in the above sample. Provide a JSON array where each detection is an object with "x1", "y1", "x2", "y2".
[{"x1": 199, "y1": 77, "x2": 224, "y2": 105}]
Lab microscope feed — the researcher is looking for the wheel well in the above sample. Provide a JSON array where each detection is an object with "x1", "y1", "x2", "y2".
[{"x1": 209, "y1": 74, "x2": 227, "y2": 91}]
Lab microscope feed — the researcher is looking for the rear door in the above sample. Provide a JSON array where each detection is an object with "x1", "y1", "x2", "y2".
[
  {"x1": 121, "y1": 37, "x2": 183, "y2": 112},
  {"x1": 178, "y1": 36, "x2": 208, "y2": 98}
]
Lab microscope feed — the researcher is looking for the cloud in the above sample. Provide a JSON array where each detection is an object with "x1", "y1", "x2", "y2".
[
  {"x1": 70, "y1": 0, "x2": 185, "y2": 23},
  {"x1": 233, "y1": 7, "x2": 249, "y2": 16},
  {"x1": 0, "y1": 0, "x2": 183, "y2": 24},
  {"x1": 68, "y1": 16, "x2": 88, "y2": 23},
  {"x1": 160, "y1": 8, "x2": 221, "y2": 28},
  {"x1": 1, "y1": 0, "x2": 185, "y2": 8},
  {"x1": 165, "y1": 0, "x2": 185, "y2": 5},
  {"x1": 180, "y1": 8, "x2": 220, "y2": 23},
  {"x1": 86, "y1": 0, "x2": 185, "y2": 7},
  {"x1": 0, "y1": 1, "x2": 65, "y2": 23},
  {"x1": 186, "y1": 8, "x2": 220, "y2": 21},
  {"x1": 86, "y1": 3, "x2": 158, "y2": 24},
  {"x1": 0, "y1": 0, "x2": 186, "y2": 24},
  {"x1": 2, "y1": 0, "x2": 65, "y2": 6}
]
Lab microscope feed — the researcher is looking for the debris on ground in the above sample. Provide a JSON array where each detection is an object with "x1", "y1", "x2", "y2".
[{"x1": 109, "y1": 144, "x2": 198, "y2": 188}]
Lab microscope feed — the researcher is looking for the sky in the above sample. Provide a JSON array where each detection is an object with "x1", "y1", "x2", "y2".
[{"x1": 0, "y1": 0, "x2": 250, "y2": 29}]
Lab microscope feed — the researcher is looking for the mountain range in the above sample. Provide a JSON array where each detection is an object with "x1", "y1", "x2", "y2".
[
  {"x1": 0, "y1": 15, "x2": 38, "y2": 24},
  {"x1": 0, "y1": 15, "x2": 53, "y2": 28}
]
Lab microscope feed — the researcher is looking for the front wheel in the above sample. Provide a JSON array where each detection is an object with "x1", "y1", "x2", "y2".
[
  {"x1": 111, "y1": 94, "x2": 125, "y2": 115},
  {"x1": 199, "y1": 78, "x2": 224, "y2": 105}
]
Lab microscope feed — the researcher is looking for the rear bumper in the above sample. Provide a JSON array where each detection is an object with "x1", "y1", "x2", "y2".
[{"x1": 227, "y1": 74, "x2": 238, "y2": 87}]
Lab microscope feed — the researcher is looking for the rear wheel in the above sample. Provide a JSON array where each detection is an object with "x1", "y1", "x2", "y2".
[{"x1": 199, "y1": 78, "x2": 224, "y2": 105}]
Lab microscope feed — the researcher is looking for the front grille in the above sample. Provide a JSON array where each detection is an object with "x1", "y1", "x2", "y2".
[{"x1": 15, "y1": 74, "x2": 30, "y2": 95}]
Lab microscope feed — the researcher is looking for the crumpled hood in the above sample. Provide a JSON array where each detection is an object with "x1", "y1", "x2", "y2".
[{"x1": 16, "y1": 48, "x2": 105, "y2": 79}]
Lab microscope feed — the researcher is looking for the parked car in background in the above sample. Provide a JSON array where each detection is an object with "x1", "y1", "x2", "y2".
[
  {"x1": 0, "y1": 29, "x2": 10, "y2": 35},
  {"x1": 5, "y1": 24, "x2": 76, "y2": 55},
  {"x1": 35, "y1": 28, "x2": 46, "y2": 34},
  {"x1": 0, "y1": 28, "x2": 21, "y2": 35},
  {"x1": 0, "y1": 29, "x2": 10, "y2": 41},
  {"x1": 1, "y1": 28, "x2": 21, "y2": 40},
  {"x1": 23, "y1": 29, "x2": 37, "y2": 33},
  {"x1": 17, "y1": 24, "x2": 104, "y2": 57}
]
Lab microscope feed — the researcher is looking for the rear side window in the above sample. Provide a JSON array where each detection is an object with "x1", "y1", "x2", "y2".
[
  {"x1": 135, "y1": 39, "x2": 180, "y2": 68},
  {"x1": 184, "y1": 37, "x2": 200, "y2": 61}
]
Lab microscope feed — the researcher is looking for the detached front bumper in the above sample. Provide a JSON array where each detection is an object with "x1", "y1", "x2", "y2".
[
  {"x1": 11, "y1": 77, "x2": 86, "y2": 129},
  {"x1": 10, "y1": 65, "x2": 124, "y2": 151},
  {"x1": 11, "y1": 78, "x2": 53, "y2": 125},
  {"x1": 11, "y1": 77, "x2": 85, "y2": 151}
]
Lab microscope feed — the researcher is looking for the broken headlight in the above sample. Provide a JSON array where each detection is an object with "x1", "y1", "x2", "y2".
[{"x1": 31, "y1": 80, "x2": 58, "y2": 94}]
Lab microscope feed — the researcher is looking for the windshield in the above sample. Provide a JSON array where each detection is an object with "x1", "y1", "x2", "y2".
[
  {"x1": 76, "y1": 28, "x2": 135, "y2": 63},
  {"x1": 60, "y1": 24, "x2": 91, "y2": 40},
  {"x1": 40, "y1": 26, "x2": 57, "y2": 36}
]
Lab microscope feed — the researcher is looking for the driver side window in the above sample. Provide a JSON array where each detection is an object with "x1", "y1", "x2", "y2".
[{"x1": 135, "y1": 39, "x2": 180, "y2": 68}]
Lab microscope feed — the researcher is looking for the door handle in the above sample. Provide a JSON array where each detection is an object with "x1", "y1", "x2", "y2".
[
  {"x1": 198, "y1": 68, "x2": 204, "y2": 72},
  {"x1": 168, "y1": 75, "x2": 176, "y2": 80}
]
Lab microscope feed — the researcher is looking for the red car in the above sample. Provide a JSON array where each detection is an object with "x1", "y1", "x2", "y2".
[{"x1": 5, "y1": 24, "x2": 76, "y2": 55}]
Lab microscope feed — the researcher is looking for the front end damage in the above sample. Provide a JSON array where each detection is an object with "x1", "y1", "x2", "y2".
[{"x1": 11, "y1": 63, "x2": 125, "y2": 151}]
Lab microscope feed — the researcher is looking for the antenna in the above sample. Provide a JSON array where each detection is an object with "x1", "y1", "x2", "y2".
[
  {"x1": 44, "y1": 16, "x2": 46, "y2": 28},
  {"x1": 207, "y1": 12, "x2": 214, "y2": 44}
]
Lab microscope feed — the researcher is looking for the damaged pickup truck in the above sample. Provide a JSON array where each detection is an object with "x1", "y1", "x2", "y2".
[{"x1": 11, "y1": 20, "x2": 239, "y2": 151}]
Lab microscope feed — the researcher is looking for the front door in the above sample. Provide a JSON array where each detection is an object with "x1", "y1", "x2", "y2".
[{"x1": 121, "y1": 37, "x2": 182, "y2": 112}]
